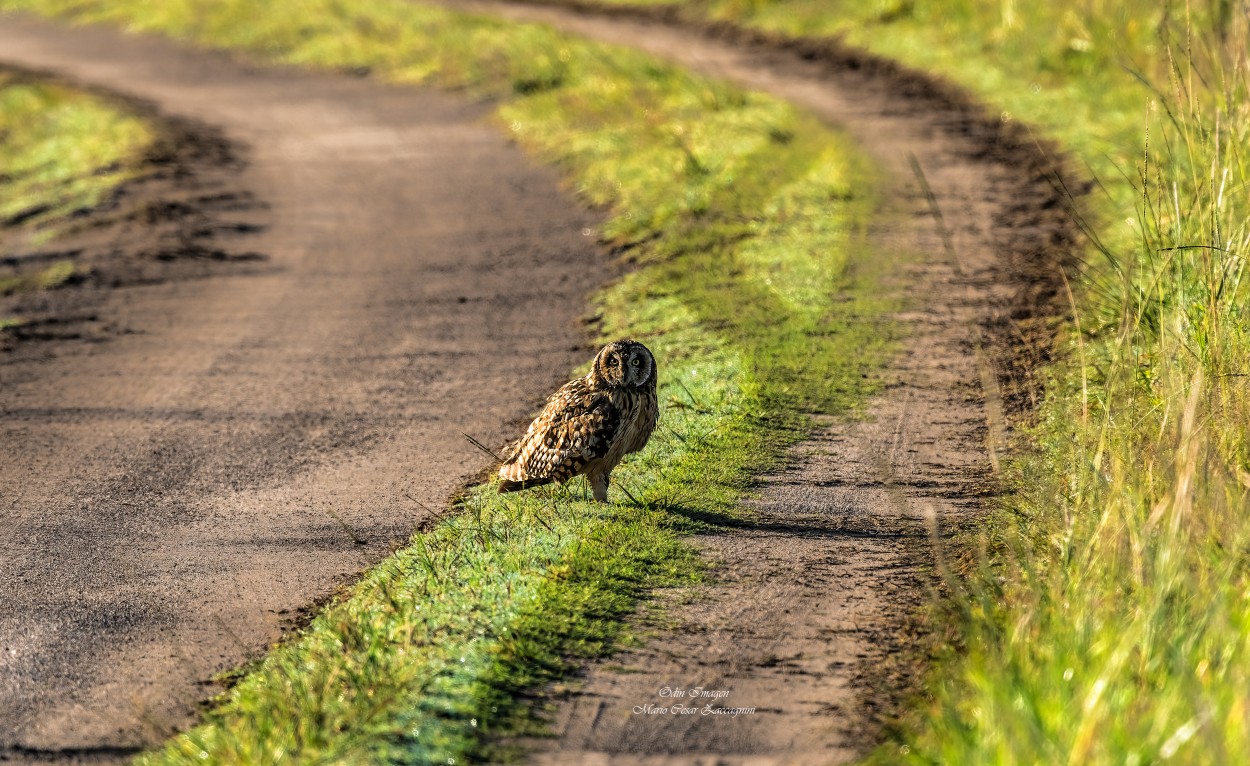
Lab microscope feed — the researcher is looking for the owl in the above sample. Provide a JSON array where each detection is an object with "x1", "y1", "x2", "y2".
[{"x1": 499, "y1": 339, "x2": 658, "y2": 502}]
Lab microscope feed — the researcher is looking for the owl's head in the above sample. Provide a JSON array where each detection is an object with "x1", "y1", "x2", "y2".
[{"x1": 590, "y1": 339, "x2": 656, "y2": 391}]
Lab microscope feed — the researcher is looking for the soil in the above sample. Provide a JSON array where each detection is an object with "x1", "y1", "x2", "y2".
[
  {"x1": 442, "y1": 2, "x2": 1080, "y2": 764},
  {"x1": 0, "y1": 16, "x2": 608, "y2": 763}
]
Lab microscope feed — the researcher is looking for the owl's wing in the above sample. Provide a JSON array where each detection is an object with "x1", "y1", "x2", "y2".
[{"x1": 500, "y1": 381, "x2": 619, "y2": 485}]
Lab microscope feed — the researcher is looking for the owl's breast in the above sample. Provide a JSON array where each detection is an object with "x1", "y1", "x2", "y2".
[{"x1": 607, "y1": 387, "x2": 659, "y2": 461}]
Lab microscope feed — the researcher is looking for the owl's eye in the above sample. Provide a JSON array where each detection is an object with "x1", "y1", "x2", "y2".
[{"x1": 630, "y1": 358, "x2": 640, "y2": 367}]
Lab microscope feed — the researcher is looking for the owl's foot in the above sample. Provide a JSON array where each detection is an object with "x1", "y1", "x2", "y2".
[{"x1": 589, "y1": 472, "x2": 610, "y2": 503}]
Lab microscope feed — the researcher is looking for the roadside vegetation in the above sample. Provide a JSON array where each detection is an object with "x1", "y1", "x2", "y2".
[
  {"x1": 0, "y1": 0, "x2": 901, "y2": 761},
  {"x1": 577, "y1": 0, "x2": 1250, "y2": 762},
  {"x1": 0, "y1": 70, "x2": 153, "y2": 320}
]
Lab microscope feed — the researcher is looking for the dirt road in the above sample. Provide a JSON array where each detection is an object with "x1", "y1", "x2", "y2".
[
  {"x1": 442, "y1": 3, "x2": 1074, "y2": 764},
  {"x1": 0, "y1": 16, "x2": 607, "y2": 759}
]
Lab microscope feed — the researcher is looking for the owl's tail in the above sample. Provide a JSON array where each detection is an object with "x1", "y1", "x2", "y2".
[
  {"x1": 498, "y1": 457, "x2": 554, "y2": 493},
  {"x1": 498, "y1": 476, "x2": 554, "y2": 493}
]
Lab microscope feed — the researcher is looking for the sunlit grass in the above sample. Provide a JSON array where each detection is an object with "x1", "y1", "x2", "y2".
[
  {"x1": 0, "y1": 72, "x2": 153, "y2": 230},
  {"x1": 0, "y1": 0, "x2": 902, "y2": 760},
  {"x1": 575, "y1": 1, "x2": 1250, "y2": 763},
  {"x1": 0, "y1": 71, "x2": 152, "y2": 296},
  {"x1": 0, "y1": 259, "x2": 80, "y2": 296}
]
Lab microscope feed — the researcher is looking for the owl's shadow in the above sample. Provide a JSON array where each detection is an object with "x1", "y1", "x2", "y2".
[
  {"x1": 539, "y1": 478, "x2": 938, "y2": 542},
  {"x1": 657, "y1": 502, "x2": 937, "y2": 541}
]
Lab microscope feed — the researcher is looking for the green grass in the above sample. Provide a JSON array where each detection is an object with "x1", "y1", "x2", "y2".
[
  {"x1": 0, "y1": 71, "x2": 152, "y2": 303},
  {"x1": 0, "y1": 70, "x2": 153, "y2": 243},
  {"x1": 0, "y1": 258, "x2": 80, "y2": 296},
  {"x1": 0, "y1": 0, "x2": 902, "y2": 761},
  {"x1": 572, "y1": 1, "x2": 1250, "y2": 763}
]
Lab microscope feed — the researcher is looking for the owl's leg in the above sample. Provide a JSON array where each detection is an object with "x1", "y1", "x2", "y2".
[{"x1": 588, "y1": 470, "x2": 610, "y2": 503}]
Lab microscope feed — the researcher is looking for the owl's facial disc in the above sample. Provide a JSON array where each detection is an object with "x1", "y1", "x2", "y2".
[
  {"x1": 593, "y1": 340, "x2": 653, "y2": 389},
  {"x1": 627, "y1": 347, "x2": 652, "y2": 387}
]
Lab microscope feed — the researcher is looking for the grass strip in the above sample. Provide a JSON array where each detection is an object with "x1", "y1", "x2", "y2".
[
  {"x1": 573, "y1": 1, "x2": 1250, "y2": 762},
  {"x1": 0, "y1": 0, "x2": 902, "y2": 761},
  {"x1": 0, "y1": 70, "x2": 153, "y2": 297},
  {"x1": 0, "y1": 69, "x2": 153, "y2": 232}
]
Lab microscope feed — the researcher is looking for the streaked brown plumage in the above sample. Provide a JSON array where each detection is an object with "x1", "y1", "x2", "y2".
[{"x1": 498, "y1": 339, "x2": 658, "y2": 502}]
